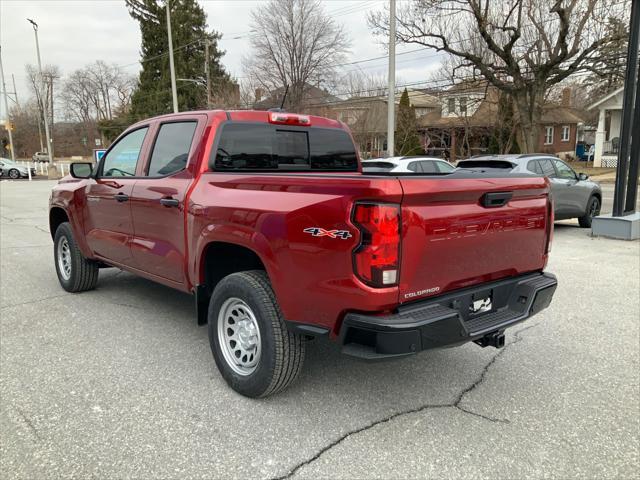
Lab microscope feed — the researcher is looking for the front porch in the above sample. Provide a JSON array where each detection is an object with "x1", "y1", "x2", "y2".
[{"x1": 587, "y1": 87, "x2": 624, "y2": 167}]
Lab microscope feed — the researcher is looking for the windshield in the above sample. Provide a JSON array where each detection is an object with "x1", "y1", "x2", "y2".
[{"x1": 0, "y1": 158, "x2": 17, "y2": 165}]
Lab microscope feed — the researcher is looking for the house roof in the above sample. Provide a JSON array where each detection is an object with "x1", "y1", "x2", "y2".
[
  {"x1": 254, "y1": 84, "x2": 341, "y2": 110},
  {"x1": 586, "y1": 86, "x2": 624, "y2": 110}
]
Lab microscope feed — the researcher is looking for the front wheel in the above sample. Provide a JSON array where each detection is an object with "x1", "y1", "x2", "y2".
[
  {"x1": 8, "y1": 169, "x2": 20, "y2": 179},
  {"x1": 54, "y1": 222, "x2": 99, "y2": 292},
  {"x1": 578, "y1": 196, "x2": 600, "y2": 228},
  {"x1": 208, "y1": 270, "x2": 305, "y2": 398}
]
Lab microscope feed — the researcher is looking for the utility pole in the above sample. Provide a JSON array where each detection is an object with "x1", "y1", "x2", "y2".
[
  {"x1": 27, "y1": 18, "x2": 54, "y2": 162},
  {"x1": 12, "y1": 74, "x2": 19, "y2": 109},
  {"x1": 0, "y1": 46, "x2": 16, "y2": 160},
  {"x1": 205, "y1": 39, "x2": 211, "y2": 108},
  {"x1": 166, "y1": 1, "x2": 179, "y2": 113},
  {"x1": 592, "y1": 0, "x2": 640, "y2": 240},
  {"x1": 387, "y1": 0, "x2": 396, "y2": 157}
]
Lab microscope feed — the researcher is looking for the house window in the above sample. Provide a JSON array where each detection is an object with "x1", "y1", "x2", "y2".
[
  {"x1": 459, "y1": 96, "x2": 467, "y2": 116},
  {"x1": 544, "y1": 126, "x2": 554, "y2": 145},
  {"x1": 561, "y1": 125, "x2": 570, "y2": 142},
  {"x1": 447, "y1": 98, "x2": 456, "y2": 115}
]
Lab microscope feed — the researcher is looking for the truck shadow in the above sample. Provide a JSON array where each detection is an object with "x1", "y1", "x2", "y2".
[{"x1": 94, "y1": 267, "x2": 497, "y2": 406}]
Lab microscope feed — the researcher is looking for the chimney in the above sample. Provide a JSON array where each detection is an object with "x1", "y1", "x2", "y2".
[
  {"x1": 561, "y1": 87, "x2": 572, "y2": 107},
  {"x1": 255, "y1": 88, "x2": 263, "y2": 103}
]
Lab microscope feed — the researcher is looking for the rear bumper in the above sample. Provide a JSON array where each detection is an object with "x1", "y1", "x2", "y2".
[{"x1": 339, "y1": 272, "x2": 557, "y2": 359}]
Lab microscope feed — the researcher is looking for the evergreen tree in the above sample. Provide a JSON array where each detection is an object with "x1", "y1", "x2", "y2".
[
  {"x1": 395, "y1": 88, "x2": 422, "y2": 156},
  {"x1": 126, "y1": 0, "x2": 233, "y2": 118}
]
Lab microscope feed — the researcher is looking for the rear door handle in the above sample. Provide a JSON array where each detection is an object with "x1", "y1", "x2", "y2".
[
  {"x1": 160, "y1": 197, "x2": 180, "y2": 208},
  {"x1": 114, "y1": 193, "x2": 129, "y2": 203}
]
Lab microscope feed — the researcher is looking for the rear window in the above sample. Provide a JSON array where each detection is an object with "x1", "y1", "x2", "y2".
[
  {"x1": 457, "y1": 160, "x2": 515, "y2": 169},
  {"x1": 212, "y1": 123, "x2": 358, "y2": 171},
  {"x1": 362, "y1": 161, "x2": 395, "y2": 171}
]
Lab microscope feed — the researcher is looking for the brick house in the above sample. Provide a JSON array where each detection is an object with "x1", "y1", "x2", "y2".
[{"x1": 418, "y1": 82, "x2": 585, "y2": 161}]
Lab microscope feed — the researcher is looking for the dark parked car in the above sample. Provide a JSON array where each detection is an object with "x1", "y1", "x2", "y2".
[{"x1": 457, "y1": 154, "x2": 602, "y2": 227}]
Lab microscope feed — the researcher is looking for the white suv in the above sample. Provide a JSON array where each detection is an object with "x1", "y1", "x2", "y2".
[{"x1": 362, "y1": 156, "x2": 456, "y2": 174}]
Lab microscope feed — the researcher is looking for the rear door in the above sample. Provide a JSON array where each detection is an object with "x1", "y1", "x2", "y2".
[
  {"x1": 537, "y1": 158, "x2": 572, "y2": 218},
  {"x1": 129, "y1": 116, "x2": 205, "y2": 284},
  {"x1": 83, "y1": 126, "x2": 149, "y2": 264},
  {"x1": 397, "y1": 175, "x2": 550, "y2": 302},
  {"x1": 552, "y1": 159, "x2": 591, "y2": 216}
]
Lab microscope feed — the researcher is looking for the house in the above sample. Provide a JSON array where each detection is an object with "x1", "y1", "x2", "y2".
[
  {"x1": 586, "y1": 86, "x2": 624, "y2": 167},
  {"x1": 330, "y1": 89, "x2": 440, "y2": 158},
  {"x1": 252, "y1": 84, "x2": 341, "y2": 118},
  {"x1": 418, "y1": 83, "x2": 584, "y2": 161}
]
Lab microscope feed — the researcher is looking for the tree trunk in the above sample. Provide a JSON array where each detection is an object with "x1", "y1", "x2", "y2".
[{"x1": 513, "y1": 89, "x2": 545, "y2": 153}]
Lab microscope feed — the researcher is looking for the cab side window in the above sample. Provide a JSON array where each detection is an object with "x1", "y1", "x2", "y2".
[
  {"x1": 101, "y1": 127, "x2": 148, "y2": 177},
  {"x1": 147, "y1": 122, "x2": 197, "y2": 177},
  {"x1": 553, "y1": 159, "x2": 577, "y2": 180}
]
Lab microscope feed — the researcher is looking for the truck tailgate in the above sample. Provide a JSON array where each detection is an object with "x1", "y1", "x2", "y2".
[{"x1": 398, "y1": 175, "x2": 550, "y2": 303}]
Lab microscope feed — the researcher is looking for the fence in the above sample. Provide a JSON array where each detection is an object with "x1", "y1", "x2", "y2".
[{"x1": 7, "y1": 161, "x2": 71, "y2": 180}]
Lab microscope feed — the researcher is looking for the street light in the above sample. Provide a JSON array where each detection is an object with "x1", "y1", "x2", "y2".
[
  {"x1": 27, "y1": 18, "x2": 53, "y2": 164},
  {"x1": 0, "y1": 46, "x2": 16, "y2": 161}
]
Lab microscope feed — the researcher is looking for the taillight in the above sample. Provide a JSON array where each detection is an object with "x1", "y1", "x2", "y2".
[
  {"x1": 546, "y1": 196, "x2": 554, "y2": 253},
  {"x1": 352, "y1": 203, "x2": 400, "y2": 287},
  {"x1": 269, "y1": 112, "x2": 311, "y2": 126}
]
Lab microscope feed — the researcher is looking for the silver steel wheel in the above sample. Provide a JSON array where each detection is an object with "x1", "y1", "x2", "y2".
[
  {"x1": 9, "y1": 169, "x2": 19, "y2": 179},
  {"x1": 217, "y1": 298, "x2": 262, "y2": 376},
  {"x1": 57, "y1": 236, "x2": 72, "y2": 281}
]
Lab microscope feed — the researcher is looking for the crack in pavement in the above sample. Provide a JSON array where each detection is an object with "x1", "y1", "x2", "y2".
[
  {"x1": 13, "y1": 405, "x2": 41, "y2": 441},
  {"x1": 1, "y1": 293, "x2": 71, "y2": 311},
  {"x1": 270, "y1": 321, "x2": 542, "y2": 480}
]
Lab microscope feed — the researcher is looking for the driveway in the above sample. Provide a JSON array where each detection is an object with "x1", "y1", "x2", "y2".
[{"x1": 1, "y1": 180, "x2": 638, "y2": 479}]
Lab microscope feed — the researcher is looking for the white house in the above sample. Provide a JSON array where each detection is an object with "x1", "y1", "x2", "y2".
[{"x1": 587, "y1": 87, "x2": 624, "y2": 167}]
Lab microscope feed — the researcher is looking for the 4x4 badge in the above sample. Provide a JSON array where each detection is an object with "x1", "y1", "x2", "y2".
[{"x1": 303, "y1": 227, "x2": 352, "y2": 239}]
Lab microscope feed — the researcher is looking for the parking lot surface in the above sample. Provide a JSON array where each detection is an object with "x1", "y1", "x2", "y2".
[{"x1": 1, "y1": 180, "x2": 638, "y2": 479}]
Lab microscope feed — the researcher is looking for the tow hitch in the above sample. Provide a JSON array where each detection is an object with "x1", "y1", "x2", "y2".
[{"x1": 474, "y1": 331, "x2": 505, "y2": 349}]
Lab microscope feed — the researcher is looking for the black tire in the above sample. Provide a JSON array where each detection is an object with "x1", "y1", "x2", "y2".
[
  {"x1": 8, "y1": 169, "x2": 20, "y2": 179},
  {"x1": 578, "y1": 195, "x2": 600, "y2": 228},
  {"x1": 53, "y1": 222, "x2": 99, "y2": 292},
  {"x1": 208, "y1": 270, "x2": 305, "y2": 398}
]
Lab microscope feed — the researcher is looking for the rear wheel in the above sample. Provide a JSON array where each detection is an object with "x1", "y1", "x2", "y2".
[
  {"x1": 54, "y1": 222, "x2": 99, "y2": 292},
  {"x1": 578, "y1": 196, "x2": 600, "y2": 228},
  {"x1": 8, "y1": 169, "x2": 19, "y2": 179},
  {"x1": 208, "y1": 270, "x2": 305, "y2": 398}
]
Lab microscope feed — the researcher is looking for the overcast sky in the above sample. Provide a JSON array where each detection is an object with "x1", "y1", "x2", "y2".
[{"x1": 0, "y1": 0, "x2": 442, "y2": 119}]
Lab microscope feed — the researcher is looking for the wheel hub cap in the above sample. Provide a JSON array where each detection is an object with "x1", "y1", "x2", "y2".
[
  {"x1": 57, "y1": 237, "x2": 72, "y2": 281},
  {"x1": 217, "y1": 298, "x2": 262, "y2": 376}
]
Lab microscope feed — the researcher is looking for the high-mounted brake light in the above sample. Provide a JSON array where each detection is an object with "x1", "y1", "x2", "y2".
[
  {"x1": 269, "y1": 112, "x2": 311, "y2": 126},
  {"x1": 352, "y1": 203, "x2": 400, "y2": 287}
]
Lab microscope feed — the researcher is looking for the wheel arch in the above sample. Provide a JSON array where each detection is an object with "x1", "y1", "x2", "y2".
[
  {"x1": 195, "y1": 241, "x2": 271, "y2": 325},
  {"x1": 49, "y1": 207, "x2": 69, "y2": 240}
]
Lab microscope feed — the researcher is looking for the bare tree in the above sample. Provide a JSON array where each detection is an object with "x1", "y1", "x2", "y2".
[
  {"x1": 61, "y1": 62, "x2": 135, "y2": 123},
  {"x1": 369, "y1": 0, "x2": 629, "y2": 152},
  {"x1": 244, "y1": 0, "x2": 350, "y2": 111}
]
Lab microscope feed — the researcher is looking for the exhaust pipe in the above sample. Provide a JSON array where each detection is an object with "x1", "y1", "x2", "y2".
[{"x1": 474, "y1": 331, "x2": 505, "y2": 349}]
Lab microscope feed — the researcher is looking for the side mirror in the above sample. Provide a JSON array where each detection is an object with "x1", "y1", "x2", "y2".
[
  {"x1": 578, "y1": 172, "x2": 589, "y2": 181},
  {"x1": 70, "y1": 162, "x2": 94, "y2": 179}
]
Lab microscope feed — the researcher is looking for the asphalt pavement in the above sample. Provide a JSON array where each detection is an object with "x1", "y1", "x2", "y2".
[{"x1": 1, "y1": 180, "x2": 638, "y2": 479}]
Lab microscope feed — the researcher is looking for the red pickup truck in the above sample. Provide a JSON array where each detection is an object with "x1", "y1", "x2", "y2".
[{"x1": 49, "y1": 110, "x2": 557, "y2": 397}]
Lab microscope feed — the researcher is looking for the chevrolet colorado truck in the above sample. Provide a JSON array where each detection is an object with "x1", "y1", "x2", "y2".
[{"x1": 49, "y1": 110, "x2": 557, "y2": 398}]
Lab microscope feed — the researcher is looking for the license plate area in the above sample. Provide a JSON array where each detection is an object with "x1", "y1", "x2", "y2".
[{"x1": 469, "y1": 290, "x2": 493, "y2": 316}]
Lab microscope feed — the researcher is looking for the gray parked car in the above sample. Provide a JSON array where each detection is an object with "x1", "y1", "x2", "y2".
[
  {"x1": 0, "y1": 158, "x2": 36, "y2": 179},
  {"x1": 457, "y1": 154, "x2": 602, "y2": 228},
  {"x1": 32, "y1": 151, "x2": 50, "y2": 163}
]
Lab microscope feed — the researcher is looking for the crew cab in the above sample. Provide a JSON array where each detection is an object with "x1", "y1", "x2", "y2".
[{"x1": 49, "y1": 110, "x2": 557, "y2": 398}]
